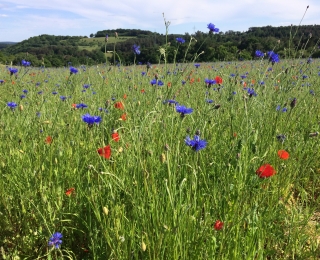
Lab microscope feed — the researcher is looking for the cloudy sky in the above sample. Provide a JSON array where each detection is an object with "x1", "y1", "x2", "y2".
[{"x1": 0, "y1": 0, "x2": 319, "y2": 42}]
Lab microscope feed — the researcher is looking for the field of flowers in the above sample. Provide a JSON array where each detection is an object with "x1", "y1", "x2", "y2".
[{"x1": 1, "y1": 26, "x2": 320, "y2": 259}]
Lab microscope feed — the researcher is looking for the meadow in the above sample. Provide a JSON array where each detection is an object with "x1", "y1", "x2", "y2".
[{"x1": 1, "y1": 34, "x2": 320, "y2": 259}]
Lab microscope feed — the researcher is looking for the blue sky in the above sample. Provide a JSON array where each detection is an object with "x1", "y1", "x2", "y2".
[{"x1": 0, "y1": 0, "x2": 319, "y2": 42}]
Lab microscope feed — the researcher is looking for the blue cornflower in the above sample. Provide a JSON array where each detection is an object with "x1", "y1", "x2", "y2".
[
  {"x1": 206, "y1": 99, "x2": 214, "y2": 103},
  {"x1": 69, "y1": 66, "x2": 78, "y2": 74},
  {"x1": 176, "y1": 105, "x2": 193, "y2": 117},
  {"x1": 52, "y1": 91, "x2": 58, "y2": 95},
  {"x1": 157, "y1": 80, "x2": 164, "y2": 86},
  {"x1": 132, "y1": 44, "x2": 141, "y2": 55},
  {"x1": 277, "y1": 134, "x2": 286, "y2": 143},
  {"x1": 205, "y1": 78, "x2": 216, "y2": 86},
  {"x1": 8, "y1": 67, "x2": 18, "y2": 75},
  {"x1": 267, "y1": 51, "x2": 280, "y2": 64},
  {"x1": 36, "y1": 82, "x2": 41, "y2": 86},
  {"x1": 232, "y1": 91, "x2": 237, "y2": 95},
  {"x1": 48, "y1": 232, "x2": 63, "y2": 249},
  {"x1": 207, "y1": 23, "x2": 219, "y2": 32},
  {"x1": 164, "y1": 99, "x2": 178, "y2": 105},
  {"x1": 302, "y1": 75, "x2": 308, "y2": 79},
  {"x1": 141, "y1": 72, "x2": 146, "y2": 76},
  {"x1": 0, "y1": 79, "x2": 4, "y2": 84},
  {"x1": 181, "y1": 80, "x2": 186, "y2": 85},
  {"x1": 83, "y1": 84, "x2": 90, "y2": 89},
  {"x1": 150, "y1": 79, "x2": 157, "y2": 85},
  {"x1": 276, "y1": 105, "x2": 281, "y2": 111},
  {"x1": 22, "y1": 89, "x2": 28, "y2": 94},
  {"x1": 194, "y1": 63, "x2": 201, "y2": 68},
  {"x1": 230, "y1": 73, "x2": 236, "y2": 77},
  {"x1": 60, "y1": 96, "x2": 67, "y2": 101},
  {"x1": 185, "y1": 135, "x2": 207, "y2": 151},
  {"x1": 36, "y1": 112, "x2": 41, "y2": 117},
  {"x1": 76, "y1": 103, "x2": 88, "y2": 109},
  {"x1": 282, "y1": 107, "x2": 287, "y2": 112},
  {"x1": 38, "y1": 91, "x2": 43, "y2": 95},
  {"x1": 245, "y1": 88, "x2": 257, "y2": 97},
  {"x1": 176, "y1": 37, "x2": 185, "y2": 44},
  {"x1": 20, "y1": 95, "x2": 26, "y2": 99},
  {"x1": 240, "y1": 75, "x2": 247, "y2": 79},
  {"x1": 7, "y1": 102, "x2": 17, "y2": 109},
  {"x1": 310, "y1": 90, "x2": 315, "y2": 95},
  {"x1": 82, "y1": 113, "x2": 102, "y2": 125},
  {"x1": 22, "y1": 59, "x2": 31, "y2": 66},
  {"x1": 255, "y1": 50, "x2": 264, "y2": 58}
]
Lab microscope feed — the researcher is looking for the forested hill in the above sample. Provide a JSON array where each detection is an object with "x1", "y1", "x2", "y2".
[{"x1": 1, "y1": 25, "x2": 320, "y2": 67}]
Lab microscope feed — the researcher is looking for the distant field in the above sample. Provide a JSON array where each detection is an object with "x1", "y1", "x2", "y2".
[{"x1": 79, "y1": 36, "x2": 136, "y2": 45}]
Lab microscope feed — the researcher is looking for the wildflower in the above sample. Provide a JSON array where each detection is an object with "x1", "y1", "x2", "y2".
[
  {"x1": 205, "y1": 78, "x2": 216, "y2": 86},
  {"x1": 282, "y1": 107, "x2": 287, "y2": 112},
  {"x1": 120, "y1": 113, "x2": 127, "y2": 121},
  {"x1": 45, "y1": 136, "x2": 52, "y2": 144},
  {"x1": 267, "y1": 51, "x2": 280, "y2": 64},
  {"x1": 48, "y1": 232, "x2": 63, "y2": 249},
  {"x1": 181, "y1": 80, "x2": 186, "y2": 85},
  {"x1": 256, "y1": 164, "x2": 276, "y2": 178},
  {"x1": 52, "y1": 91, "x2": 58, "y2": 95},
  {"x1": 150, "y1": 79, "x2": 157, "y2": 85},
  {"x1": 83, "y1": 84, "x2": 90, "y2": 89},
  {"x1": 0, "y1": 79, "x2": 4, "y2": 84},
  {"x1": 278, "y1": 150, "x2": 289, "y2": 160},
  {"x1": 132, "y1": 44, "x2": 141, "y2": 55},
  {"x1": 213, "y1": 220, "x2": 224, "y2": 230},
  {"x1": 277, "y1": 134, "x2": 286, "y2": 143},
  {"x1": 65, "y1": 187, "x2": 75, "y2": 196},
  {"x1": 185, "y1": 135, "x2": 207, "y2": 151},
  {"x1": 176, "y1": 37, "x2": 185, "y2": 44},
  {"x1": 157, "y1": 80, "x2": 164, "y2": 86},
  {"x1": 215, "y1": 76, "x2": 223, "y2": 84},
  {"x1": 60, "y1": 96, "x2": 67, "y2": 101},
  {"x1": 206, "y1": 99, "x2": 214, "y2": 103},
  {"x1": 8, "y1": 67, "x2": 18, "y2": 75},
  {"x1": 112, "y1": 132, "x2": 120, "y2": 142},
  {"x1": 141, "y1": 71, "x2": 146, "y2": 76},
  {"x1": 82, "y1": 114, "x2": 102, "y2": 125},
  {"x1": 310, "y1": 90, "x2": 315, "y2": 95},
  {"x1": 97, "y1": 145, "x2": 111, "y2": 159},
  {"x1": 255, "y1": 50, "x2": 264, "y2": 58},
  {"x1": 22, "y1": 59, "x2": 31, "y2": 66},
  {"x1": 76, "y1": 103, "x2": 88, "y2": 109},
  {"x1": 194, "y1": 63, "x2": 200, "y2": 68},
  {"x1": 69, "y1": 66, "x2": 78, "y2": 74},
  {"x1": 245, "y1": 88, "x2": 257, "y2": 97},
  {"x1": 20, "y1": 95, "x2": 26, "y2": 99},
  {"x1": 207, "y1": 23, "x2": 219, "y2": 32},
  {"x1": 164, "y1": 99, "x2": 178, "y2": 105},
  {"x1": 105, "y1": 34, "x2": 108, "y2": 42},
  {"x1": 114, "y1": 102, "x2": 124, "y2": 110},
  {"x1": 7, "y1": 102, "x2": 18, "y2": 109},
  {"x1": 176, "y1": 105, "x2": 193, "y2": 117}
]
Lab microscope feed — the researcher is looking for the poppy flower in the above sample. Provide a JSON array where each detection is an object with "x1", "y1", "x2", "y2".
[
  {"x1": 120, "y1": 113, "x2": 127, "y2": 121},
  {"x1": 65, "y1": 187, "x2": 75, "y2": 196},
  {"x1": 215, "y1": 76, "x2": 223, "y2": 84},
  {"x1": 112, "y1": 132, "x2": 120, "y2": 142},
  {"x1": 277, "y1": 150, "x2": 289, "y2": 160},
  {"x1": 114, "y1": 102, "x2": 124, "y2": 110},
  {"x1": 45, "y1": 136, "x2": 52, "y2": 144},
  {"x1": 256, "y1": 164, "x2": 276, "y2": 178},
  {"x1": 214, "y1": 220, "x2": 224, "y2": 230},
  {"x1": 97, "y1": 145, "x2": 111, "y2": 159},
  {"x1": 123, "y1": 94, "x2": 127, "y2": 99}
]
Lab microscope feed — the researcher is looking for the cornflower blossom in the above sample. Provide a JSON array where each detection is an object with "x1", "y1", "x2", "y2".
[
  {"x1": 207, "y1": 23, "x2": 219, "y2": 32},
  {"x1": 7, "y1": 102, "x2": 18, "y2": 109},
  {"x1": 69, "y1": 66, "x2": 78, "y2": 74},
  {"x1": 132, "y1": 44, "x2": 141, "y2": 55},
  {"x1": 255, "y1": 50, "x2": 264, "y2": 58},
  {"x1": 22, "y1": 60, "x2": 31, "y2": 66},
  {"x1": 185, "y1": 135, "x2": 207, "y2": 151},
  {"x1": 48, "y1": 232, "x2": 63, "y2": 249},
  {"x1": 176, "y1": 37, "x2": 185, "y2": 44},
  {"x1": 82, "y1": 114, "x2": 102, "y2": 125},
  {"x1": 8, "y1": 67, "x2": 18, "y2": 75},
  {"x1": 176, "y1": 105, "x2": 193, "y2": 117}
]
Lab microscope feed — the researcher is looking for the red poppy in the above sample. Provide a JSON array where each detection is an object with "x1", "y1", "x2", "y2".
[
  {"x1": 121, "y1": 113, "x2": 127, "y2": 121},
  {"x1": 97, "y1": 145, "x2": 111, "y2": 159},
  {"x1": 140, "y1": 89, "x2": 145, "y2": 93},
  {"x1": 65, "y1": 187, "x2": 75, "y2": 196},
  {"x1": 45, "y1": 136, "x2": 52, "y2": 144},
  {"x1": 72, "y1": 103, "x2": 77, "y2": 109},
  {"x1": 167, "y1": 82, "x2": 172, "y2": 87},
  {"x1": 277, "y1": 150, "x2": 289, "y2": 160},
  {"x1": 114, "y1": 102, "x2": 124, "y2": 110},
  {"x1": 215, "y1": 76, "x2": 223, "y2": 84},
  {"x1": 112, "y1": 132, "x2": 120, "y2": 142},
  {"x1": 256, "y1": 164, "x2": 276, "y2": 178},
  {"x1": 214, "y1": 220, "x2": 224, "y2": 230},
  {"x1": 123, "y1": 94, "x2": 127, "y2": 99}
]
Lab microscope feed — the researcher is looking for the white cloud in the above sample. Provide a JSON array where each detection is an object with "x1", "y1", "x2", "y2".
[{"x1": 1, "y1": 0, "x2": 319, "y2": 41}]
